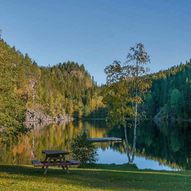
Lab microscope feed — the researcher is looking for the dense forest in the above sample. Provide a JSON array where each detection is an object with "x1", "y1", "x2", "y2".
[
  {"x1": 1, "y1": 38, "x2": 191, "y2": 139},
  {"x1": 144, "y1": 61, "x2": 191, "y2": 121},
  {"x1": 0, "y1": 39, "x2": 104, "y2": 138}
]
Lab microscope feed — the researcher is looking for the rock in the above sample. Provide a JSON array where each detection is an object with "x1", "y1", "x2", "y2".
[{"x1": 24, "y1": 109, "x2": 73, "y2": 130}]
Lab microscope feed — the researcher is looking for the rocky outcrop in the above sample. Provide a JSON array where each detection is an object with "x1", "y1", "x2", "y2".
[
  {"x1": 25, "y1": 109, "x2": 52, "y2": 123},
  {"x1": 24, "y1": 109, "x2": 73, "y2": 129}
]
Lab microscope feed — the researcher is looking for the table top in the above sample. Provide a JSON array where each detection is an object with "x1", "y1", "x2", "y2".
[{"x1": 42, "y1": 150, "x2": 70, "y2": 155}]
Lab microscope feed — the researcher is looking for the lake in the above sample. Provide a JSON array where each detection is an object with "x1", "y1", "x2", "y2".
[{"x1": 0, "y1": 120, "x2": 191, "y2": 171}]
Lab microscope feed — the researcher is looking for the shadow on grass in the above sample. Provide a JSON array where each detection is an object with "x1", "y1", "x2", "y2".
[{"x1": 0, "y1": 165, "x2": 190, "y2": 191}]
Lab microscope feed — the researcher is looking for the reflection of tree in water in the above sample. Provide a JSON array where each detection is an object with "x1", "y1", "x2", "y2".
[
  {"x1": 0, "y1": 121, "x2": 108, "y2": 165},
  {"x1": 107, "y1": 120, "x2": 191, "y2": 169},
  {"x1": 105, "y1": 122, "x2": 137, "y2": 164},
  {"x1": 1, "y1": 120, "x2": 191, "y2": 169},
  {"x1": 124, "y1": 124, "x2": 134, "y2": 163}
]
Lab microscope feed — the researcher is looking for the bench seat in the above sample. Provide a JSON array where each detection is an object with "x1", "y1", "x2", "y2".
[
  {"x1": 32, "y1": 160, "x2": 80, "y2": 167},
  {"x1": 66, "y1": 160, "x2": 81, "y2": 165}
]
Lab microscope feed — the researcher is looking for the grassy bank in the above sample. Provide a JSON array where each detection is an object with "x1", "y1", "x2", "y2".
[{"x1": 0, "y1": 164, "x2": 190, "y2": 191}]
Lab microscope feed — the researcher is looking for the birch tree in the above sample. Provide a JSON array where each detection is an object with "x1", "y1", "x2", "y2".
[{"x1": 104, "y1": 43, "x2": 151, "y2": 163}]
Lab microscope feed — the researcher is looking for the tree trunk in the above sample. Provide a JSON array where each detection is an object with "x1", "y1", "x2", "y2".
[
  {"x1": 133, "y1": 102, "x2": 137, "y2": 153},
  {"x1": 124, "y1": 125, "x2": 131, "y2": 163},
  {"x1": 131, "y1": 121, "x2": 137, "y2": 163},
  {"x1": 132, "y1": 62, "x2": 138, "y2": 162}
]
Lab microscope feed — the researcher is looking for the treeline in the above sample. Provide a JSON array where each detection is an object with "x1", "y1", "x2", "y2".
[
  {"x1": 37, "y1": 62, "x2": 104, "y2": 118},
  {"x1": 144, "y1": 60, "x2": 191, "y2": 120},
  {"x1": 0, "y1": 39, "x2": 104, "y2": 137}
]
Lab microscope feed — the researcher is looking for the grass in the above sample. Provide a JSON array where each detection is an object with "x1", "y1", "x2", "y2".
[{"x1": 0, "y1": 164, "x2": 191, "y2": 191}]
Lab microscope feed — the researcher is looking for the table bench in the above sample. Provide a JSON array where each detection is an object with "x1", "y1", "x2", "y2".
[{"x1": 32, "y1": 150, "x2": 80, "y2": 174}]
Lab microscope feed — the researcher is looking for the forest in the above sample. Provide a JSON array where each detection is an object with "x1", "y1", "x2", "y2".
[
  {"x1": 0, "y1": 39, "x2": 104, "y2": 139},
  {"x1": 144, "y1": 61, "x2": 191, "y2": 121},
  {"x1": 1, "y1": 38, "x2": 191, "y2": 138}
]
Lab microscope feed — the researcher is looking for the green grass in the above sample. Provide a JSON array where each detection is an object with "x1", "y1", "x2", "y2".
[{"x1": 0, "y1": 164, "x2": 191, "y2": 191}]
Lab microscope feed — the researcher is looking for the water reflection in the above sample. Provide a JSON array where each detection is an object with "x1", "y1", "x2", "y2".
[
  {"x1": 97, "y1": 148, "x2": 177, "y2": 171},
  {"x1": 0, "y1": 121, "x2": 108, "y2": 165},
  {"x1": 0, "y1": 120, "x2": 190, "y2": 170}
]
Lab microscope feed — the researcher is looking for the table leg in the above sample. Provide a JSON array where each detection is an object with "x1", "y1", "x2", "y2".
[
  {"x1": 43, "y1": 156, "x2": 50, "y2": 175},
  {"x1": 65, "y1": 165, "x2": 69, "y2": 173},
  {"x1": 61, "y1": 165, "x2": 69, "y2": 173},
  {"x1": 42, "y1": 155, "x2": 48, "y2": 169},
  {"x1": 61, "y1": 165, "x2": 65, "y2": 170},
  {"x1": 44, "y1": 166, "x2": 48, "y2": 175}
]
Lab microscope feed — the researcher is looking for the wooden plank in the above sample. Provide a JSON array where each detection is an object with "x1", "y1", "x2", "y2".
[
  {"x1": 87, "y1": 137, "x2": 122, "y2": 142},
  {"x1": 42, "y1": 150, "x2": 70, "y2": 155},
  {"x1": 32, "y1": 160, "x2": 44, "y2": 166},
  {"x1": 32, "y1": 160, "x2": 80, "y2": 167},
  {"x1": 66, "y1": 160, "x2": 80, "y2": 165}
]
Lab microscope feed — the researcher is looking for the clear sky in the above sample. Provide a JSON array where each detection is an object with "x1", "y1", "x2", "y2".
[{"x1": 1, "y1": 0, "x2": 191, "y2": 84}]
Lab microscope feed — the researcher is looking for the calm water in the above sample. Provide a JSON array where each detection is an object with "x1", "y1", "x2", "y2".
[{"x1": 0, "y1": 120, "x2": 191, "y2": 171}]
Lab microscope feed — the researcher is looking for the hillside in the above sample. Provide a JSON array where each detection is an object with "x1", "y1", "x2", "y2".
[
  {"x1": 1, "y1": 38, "x2": 191, "y2": 139},
  {"x1": 144, "y1": 60, "x2": 191, "y2": 121},
  {"x1": 0, "y1": 39, "x2": 104, "y2": 139}
]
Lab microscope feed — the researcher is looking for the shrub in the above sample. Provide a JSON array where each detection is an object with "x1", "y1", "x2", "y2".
[{"x1": 71, "y1": 130, "x2": 97, "y2": 166}]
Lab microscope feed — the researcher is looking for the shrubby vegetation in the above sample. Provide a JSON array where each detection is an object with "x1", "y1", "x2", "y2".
[{"x1": 71, "y1": 130, "x2": 97, "y2": 165}]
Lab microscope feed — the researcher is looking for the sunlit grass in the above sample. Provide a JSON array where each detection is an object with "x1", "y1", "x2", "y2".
[{"x1": 0, "y1": 164, "x2": 190, "y2": 191}]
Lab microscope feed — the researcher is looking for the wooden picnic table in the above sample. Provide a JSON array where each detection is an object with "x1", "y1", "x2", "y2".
[
  {"x1": 32, "y1": 150, "x2": 80, "y2": 174},
  {"x1": 42, "y1": 150, "x2": 70, "y2": 174}
]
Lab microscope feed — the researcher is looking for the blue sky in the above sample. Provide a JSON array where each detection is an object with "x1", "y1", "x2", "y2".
[{"x1": 1, "y1": 0, "x2": 191, "y2": 84}]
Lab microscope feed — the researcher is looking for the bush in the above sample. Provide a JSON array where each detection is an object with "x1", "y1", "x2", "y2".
[{"x1": 71, "y1": 130, "x2": 97, "y2": 166}]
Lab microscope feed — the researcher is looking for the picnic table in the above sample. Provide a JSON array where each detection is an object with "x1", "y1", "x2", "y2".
[{"x1": 32, "y1": 150, "x2": 80, "y2": 174}]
